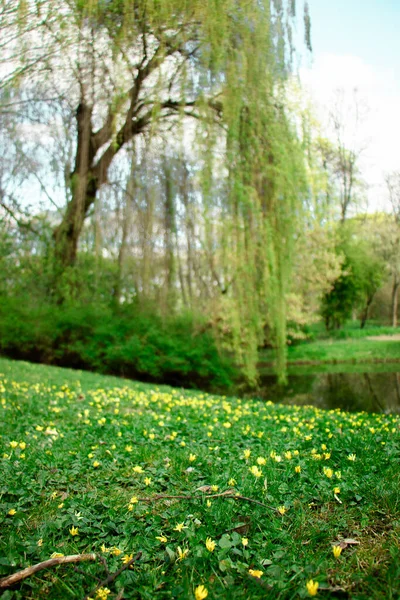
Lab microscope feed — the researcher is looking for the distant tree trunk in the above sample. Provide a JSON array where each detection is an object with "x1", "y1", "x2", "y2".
[
  {"x1": 142, "y1": 183, "x2": 154, "y2": 299},
  {"x1": 113, "y1": 150, "x2": 136, "y2": 306},
  {"x1": 163, "y1": 159, "x2": 176, "y2": 310},
  {"x1": 180, "y1": 161, "x2": 194, "y2": 307},
  {"x1": 391, "y1": 276, "x2": 399, "y2": 327},
  {"x1": 360, "y1": 293, "x2": 375, "y2": 329}
]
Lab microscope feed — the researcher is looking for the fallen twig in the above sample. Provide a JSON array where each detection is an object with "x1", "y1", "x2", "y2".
[
  {"x1": 83, "y1": 552, "x2": 142, "y2": 600},
  {"x1": 139, "y1": 489, "x2": 274, "y2": 510},
  {"x1": 97, "y1": 553, "x2": 110, "y2": 576},
  {"x1": 0, "y1": 554, "x2": 96, "y2": 589}
]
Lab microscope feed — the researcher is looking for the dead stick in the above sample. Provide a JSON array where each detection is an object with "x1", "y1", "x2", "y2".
[
  {"x1": 83, "y1": 552, "x2": 142, "y2": 600},
  {"x1": 0, "y1": 554, "x2": 96, "y2": 589},
  {"x1": 139, "y1": 491, "x2": 273, "y2": 510},
  {"x1": 231, "y1": 494, "x2": 274, "y2": 510}
]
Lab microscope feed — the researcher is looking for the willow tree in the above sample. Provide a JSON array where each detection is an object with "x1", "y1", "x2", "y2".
[{"x1": 3, "y1": 0, "x2": 311, "y2": 381}]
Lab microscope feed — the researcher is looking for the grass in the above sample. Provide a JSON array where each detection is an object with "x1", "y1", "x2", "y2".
[
  {"x1": 259, "y1": 328, "x2": 400, "y2": 367},
  {"x1": 0, "y1": 357, "x2": 399, "y2": 599},
  {"x1": 302, "y1": 322, "x2": 400, "y2": 341}
]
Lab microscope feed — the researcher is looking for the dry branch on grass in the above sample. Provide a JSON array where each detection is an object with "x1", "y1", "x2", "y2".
[
  {"x1": 83, "y1": 551, "x2": 142, "y2": 600},
  {"x1": 139, "y1": 489, "x2": 274, "y2": 510},
  {"x1": 0, "y1": 554, "x2": 96, "y2": 589}
]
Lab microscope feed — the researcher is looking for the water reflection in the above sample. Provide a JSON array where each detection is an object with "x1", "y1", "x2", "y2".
[{"x1": 257, "y1": 370, "x2": 400, "y2": 414}]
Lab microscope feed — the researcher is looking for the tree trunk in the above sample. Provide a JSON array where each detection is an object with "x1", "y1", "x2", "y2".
[
  {"x1": 391, "y1": 276, "x2": 399, "y2": 327},
  {"x1": 360, "y1": 294, "x2": 374, "y2": 329},
  {"x1": 52, "y1": 101, "x2": 96, "y2": 273},
  {"x1": 113, "y1": 150, "x2": 136, "y2": 306},
  {"x1": 163, "y1": 160, "x2": 176, "y2": 310}
]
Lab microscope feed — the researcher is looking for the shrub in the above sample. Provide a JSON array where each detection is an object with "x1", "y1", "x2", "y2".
[{"x1": 0, "y1": 298, "x2": 235, "y2": 393}]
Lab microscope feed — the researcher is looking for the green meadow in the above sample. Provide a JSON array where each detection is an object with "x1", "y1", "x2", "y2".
[{"x1": 0, "y1": 358, "x2": 399, "y2": 599}]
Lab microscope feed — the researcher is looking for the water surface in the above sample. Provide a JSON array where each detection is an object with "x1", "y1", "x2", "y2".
[{"x1": 257, "y1": 365, "x2": 400, "y2": 414}]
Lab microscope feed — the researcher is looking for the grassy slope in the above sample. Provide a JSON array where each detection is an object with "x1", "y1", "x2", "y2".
[{"x1": 0, "y1": 358, "x2": 399, "y2": 599}]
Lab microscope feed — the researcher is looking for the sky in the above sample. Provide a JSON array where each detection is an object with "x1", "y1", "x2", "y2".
[{"x1": 298, "y1": 0, "x2": 400, "y2": 212}]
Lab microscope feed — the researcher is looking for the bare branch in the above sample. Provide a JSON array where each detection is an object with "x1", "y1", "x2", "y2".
[{"x1": 0, "y1": 554, "x2": 96, "y2": 589}]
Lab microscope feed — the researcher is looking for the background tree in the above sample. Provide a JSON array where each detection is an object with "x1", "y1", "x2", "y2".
[
  {"x1": 1, "y1": 0, "x2": 312, "y2": 383},
  {"x1": 321, "y1": 220, "x2": 386, "y2": 330}
]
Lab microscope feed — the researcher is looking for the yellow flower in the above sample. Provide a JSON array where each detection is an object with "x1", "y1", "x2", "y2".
[
  {"x1": 37, "y1": 538, "x2": 43, "y2": 546},
  {"x1": 189, "y1": 454, "x2": 197, "y2": 462},
  {"x1": 228, "y1": 478, "x2": 236, "y2": 486},
  {"x1": 306, "y1": 579, "x2": 319, "y2": 596},
  {"x1": 206, "y1": 500, "x2": 212, "y2": 508},
  {"x1": 174, "y1": 522, "x2": 187, "y2": 532},
  {"x1": 100, "y1": 544, "x2": 110, "y2": 553},
  {"x1": 335, "y1": 470, "x2": 342, "y2": 479},
  {"x1": 295, "y1": 465, "x2": 301, "y2": 473},
  {"x1": 324, "y1": 453, "x2": 331, "y2": 460},
  {"x1": 334, "y1": 487, "x2": 340, "y2": 494},
  {"x1": 249, "y1": 569, "x2": 263, "y2": 578},
  {"x1": 50, "y1": 552, "x2": 64, "y2": 558},
  {"x1": 194, "y1": 584, "x2": 208, "y2": 600},
  {"x1": 58, "y1": 503, "x2": 64, "y2": 509},
  {"x1": 211, "y1": 485, "x2": 218, "y2": 492},
  {"x1": 348, "y1": 454, "x2": 356, "y2": 462},
  {"x1": 93, "y1": 460, "x2": 100, "y2": 468},
  {"x1": 144, "y1": 477, "x2": 152, "y2": 486},
  {"x1": 130, "y1": 496, "x2": 139, "y2": 504},
  {"x1": 249, "y1": 465, "x2": 262, "y2": 478},
  {"x1": 256, "y1": 456, "x2": 266, "y2": 465},
  {"x1": 274, "y1": 455, "x2": 282, "y2": 462},
  {"x1": 241, "y1": 537, "x2": 249, "y2": 547},
  {"x1": 88, "y1": 453, "x2": 94, "y2": 459},
  {"x1": 277, "y1": 506, "x2": 287, "y2": 515},
  {"x1": 9, "y1": 441, "x2": 18, "y2": 448},
  {"x1": 8, "y1": 508, "x2": 16, "y2": 516},
  {"x1": 332, "y1": 545, "x2": 342, "y2": 558},
  {"x1": 285, "y1": 451, "x2": 292, "y2": 460},
  {"x1": 133, "y1": 466, "x2": 144, "y2": 473},
  {"x1": 125, "y1": 445, "x2": 133, "y2": 452},
  {"x1": 69, "y1": 526, "x2": 79, "y2": 536},
  {"x1": 19, "y1": 442, "x2": 26, "y2": 450},
  {"x1": 205, "y1": 537, "x2": 216, "y2": 552},
  {"x1": 323, "y1": 467, "x2": 333, "y2": 478},
  {"x1": 122, "y1": 553, "x2": 133, "y2": 564},
  {"x1": 95, "y1": 588, "x2": 111, "y2": 600},
  {"x1": 243, "y1": 449, "x2": 251, "y2": 459},
  {"x1": 176, "y1": 546, "x2": 189, "y2": 561},
  {"x1": 112, "y1": 547, "x2": 122, "y2": 556},
  {"x1": 156, "y1": 535, "x2": 168, "y2": 543}
]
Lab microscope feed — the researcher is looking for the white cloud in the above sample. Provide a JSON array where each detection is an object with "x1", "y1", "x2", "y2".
[{"x1": 300, "y1": 53, "x2": 400, "y2": 212}]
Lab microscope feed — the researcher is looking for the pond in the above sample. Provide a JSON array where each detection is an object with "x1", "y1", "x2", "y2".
[{"x1": 256, "y1": 363, "x2": 400, "y2": 414}]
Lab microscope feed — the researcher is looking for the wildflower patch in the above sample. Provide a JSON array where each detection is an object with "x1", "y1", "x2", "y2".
[{"x1": 0, "y1": 358, "x2": 399, "y2": 598}]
